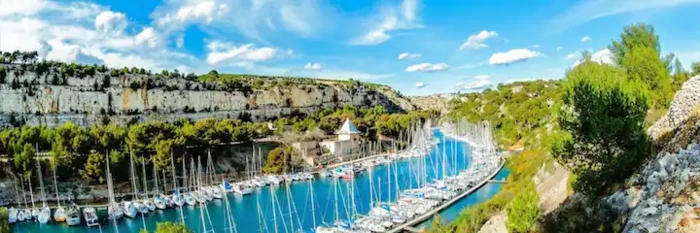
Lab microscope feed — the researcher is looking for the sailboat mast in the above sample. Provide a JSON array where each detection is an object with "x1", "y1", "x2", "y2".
[
  {"x1": 170, "y1": 151, "x2": 185, "y2": 224},
  {"x1": 52, "y1": 159, "x2": 60, "y2": 207},
  {"x1": 142, "y1": 155, "x2": 148, "y2": 199}
]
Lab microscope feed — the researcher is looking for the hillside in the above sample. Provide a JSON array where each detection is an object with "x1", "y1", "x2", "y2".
[
  {"x1": 408, "y1": 93, "x2": 456, "y2": 113},
  {"x1": 0, "y1": 58, "x2": 417, "y2": 127}
]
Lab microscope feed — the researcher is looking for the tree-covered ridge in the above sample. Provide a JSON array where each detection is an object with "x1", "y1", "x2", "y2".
[
  {"x1": 0, "y1": 105, "x2": 434, "y2": 184},
  {"x1": 448, "y1": 79, "x2": 564, "y2": 150},
  {"x1": 0, "y1": 50, "x2": 398, "y2": 95}
]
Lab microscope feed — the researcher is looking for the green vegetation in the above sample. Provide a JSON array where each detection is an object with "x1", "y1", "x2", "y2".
[
  {"x1": 440, "y1": 23, "x2": 695, "y2": 232},
  {"x1": 448, "y1": 80, "x2": 564, "y2": 149},
  {"x1": 0, "y1": 106, "x2": 431, "y2": 184},
  {"x1": 0, "y1": 207, "x2": 10, "y2": 233},
  {"x1": 262, "y1": 146, "x2": 295, "y2": 174},
  {"x1": 553, "y1": 59, "x2": 650, "y2": 196},
  {"x1": 155, "y1": 222, "x2": 192, "y2": 233},
  {"x1": 506, "y1": 180, "x2": 540, "y2": 233}
]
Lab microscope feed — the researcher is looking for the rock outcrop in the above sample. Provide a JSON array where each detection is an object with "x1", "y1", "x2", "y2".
[
  {"x1": 649, "y1": 75, "x2": 700, "y2": 140},
  {"x1": 0, "y1": 64, "x2": 417, "y2": 127},
  {"x1": 408, "y1": 93, "x2": 456, "y2": 113}
]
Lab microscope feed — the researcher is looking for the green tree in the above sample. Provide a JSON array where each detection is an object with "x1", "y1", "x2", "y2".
[
  {"x1": 262, "y1": 146, "x2": 291, "y2": 174},
  {"x1": 506, "y1": 181, "x2": 540, "y2": 233},
  {"x1": 553, "y1": 59, "x2": 650, "y2": 196},
  {"x1": 691, "y1": 62, "x2": 700, "y2": 77},
  {"x1": 610, "y1": 23, "x2": 673, "y2": 108},
  {"x1": 155, "y1": 221, "x2": 192, "y2": 233},
  {"x1": 0, "y1": 207, "x2": 11, "y2": 233},
  {"x1": 14, "y1": 143, "x2": 35, "y2": 178},
  {"x1": 80, "y1": 151, "x2": 105, "y2": 184}
]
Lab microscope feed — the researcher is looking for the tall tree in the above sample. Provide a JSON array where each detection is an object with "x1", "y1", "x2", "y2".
[
  {"x1": 553, "y1": 59, "x2": 650, "y2": 195},
  {"x1": 609, "y1": 23, "x2": 673, "y2": 108}
]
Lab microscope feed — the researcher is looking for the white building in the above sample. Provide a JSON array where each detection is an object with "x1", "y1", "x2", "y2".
[{"x1": 320, "y1": 118, "x2": 360, "y2": 157}]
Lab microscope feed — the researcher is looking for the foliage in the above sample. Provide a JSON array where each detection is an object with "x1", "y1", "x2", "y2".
[
  {"x1": 262, "y1": 146, "x2": 294, "y2": 174},
  {"x1": 610, "y1": 23, "x2": 673, "y2": 108},
  {"x1": 692, "y1": 62, "x2": 700, "y2": 77},
  {"x1": 14, "y1": 143, "x2": 35, "y2": 178},
  {"x1": 0, "y1": 207, "x2": 10, "y2": 233},
  {"x1": 506, "y1": 180, "x2": 540, "y2": 233},
  {"x1": 448, "y1": 80, "x2": 564, "y2": 150},
  {"x1": 154, "y1": 222, "x2": 192, "y2": 233},
  {"x1": 80, "y1": 151, "x2": 105, "y2": 184},
  {"x1": 553, "y1": 59, "x2": 650, "y2": 196}
]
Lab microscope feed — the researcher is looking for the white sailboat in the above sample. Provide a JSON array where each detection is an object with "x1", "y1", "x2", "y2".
[
  {"x1": 36, "y1": 150, "x2": 51, "y2": 224},
  {"x1": 106, "y1": 151, "x2": 124, "y2": 221},
  {"x1": 52, "y1": 159, "x2": 67, "y2": 222},
  {"x1": 65, "y1": 203, "x2": 81, "y2": 226},
  {"x1": 123, "y1": 151, "x2": 140, "y2": 218},
  {"x1": 141, "y1": 157, "x2": 156, "y2": 212},
  {"x1": 152, "y1": 162, "x2": 167, "y2": 210}
]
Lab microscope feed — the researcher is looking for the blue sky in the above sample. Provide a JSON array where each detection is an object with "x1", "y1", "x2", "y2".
[{"x1": 1, "y1": 0, "x2": 700, "y2": 96}]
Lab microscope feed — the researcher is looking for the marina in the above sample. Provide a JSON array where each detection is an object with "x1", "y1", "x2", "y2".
[{"x1": 10, "y1": 122, "x2": 504, "y2": 233}]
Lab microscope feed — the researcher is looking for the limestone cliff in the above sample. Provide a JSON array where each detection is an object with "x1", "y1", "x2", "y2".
[
  {"x1": 0, "y1": 64, "x2": 417, "y2": 127},
  {"x1": 408, "y1": 93, "x2": 456, "y2": 113}
]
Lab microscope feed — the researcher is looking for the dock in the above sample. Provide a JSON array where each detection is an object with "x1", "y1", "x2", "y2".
[
  {"x1": 387, "y1": 159, "x2": 505, "y2": 233},
  {"x1": 487, "y1": 178, "x2": 507, "y2": 184}
]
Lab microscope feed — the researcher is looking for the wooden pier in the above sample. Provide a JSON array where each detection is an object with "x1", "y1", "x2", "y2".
[{"x1": 387, "y1": 160, "x2": 505, "y2": 233}]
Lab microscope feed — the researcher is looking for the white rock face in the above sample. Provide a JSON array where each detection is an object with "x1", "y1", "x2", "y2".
[
  {"x1": 649, "y1": 75, "x2": 700, "y2": 140},
  {"x1": 0, "y1": 64, "x2": 416, "y2": 127},
  {"x1": 621, "y1": 144, "x2": 700, "y2": 232}
]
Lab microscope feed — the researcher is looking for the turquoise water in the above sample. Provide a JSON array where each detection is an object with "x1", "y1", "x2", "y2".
[{"x1": 12, "y1": 130, "x2": 507, "y2": 233}]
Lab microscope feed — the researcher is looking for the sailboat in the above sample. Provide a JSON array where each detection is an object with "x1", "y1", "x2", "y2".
[
  {"x1": 84, "y1": 206, "x2": 99, "y2": 227},
  {"x1": 141, "y1": 157, "x2": 156, "y2": 212},
  {"x1": 35, "y1": 149, "x2": 51, "y2": 224},
  {"x1": 152, "y1": 161, "x2": 167, "y2": 210},
  {"x1": 8, "y1": 207, "x2": 17, "y2": 223},
  {"x1": 123, "y1": 150, "x2": 141, "y2": 218},
  {"x1": 106, "y1": 151, "x2": 124, "y2": 221},
  {"x1": 52, "y1": 160, "x2": 67, "y2": 222}
]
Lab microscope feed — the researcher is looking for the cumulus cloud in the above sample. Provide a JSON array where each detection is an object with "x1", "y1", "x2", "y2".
[
  {"x1": 530, "y1": 44, "x2": 541, "y2": 48},
  {"x1": 556, "y1": 46, "x2": 564, "y2": 51},
  {"x1": 95, "y1": 11, "x2": 127, "y2": 36},
  {"x1": 565, "y1": 52, "x2": 578, "y2": 60},
  {"x1": 206, "y1": 41, "x2": 279, "y2": 65},
  {"x1": 459, "y1": 30, "x2": 498, "y2": 50},
  {"x1": 304, "y1": 62, "x2": 322, "y2": 71},
  {"x1": 176, "y1": 36, "x2": 184, "y2": 48},
  {"x1": 489, "y1": 49, "x2": 542, "y2": 65},
  {"x1": 398, "y1": 52, "x2": 421, "y2": 60},
  {"x1": 415, "y1": 82, "x2": 427, "y2": 88},
  {"x1": 405, "y1": 62, "x2": 449, "y2": 72},
  {"x1": 580, "y1": 36, "x2": 591, "y2": 42},
  {"x1": 572, "y1": 49, "x2": 614, "y2": 67},
  {"x1": 350, "y1": 0, "x2": 421, "y2": 45}
]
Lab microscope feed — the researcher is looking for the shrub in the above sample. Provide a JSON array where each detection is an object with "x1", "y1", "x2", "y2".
[{"x1": 506, "y1": 180, "x2": 540, "y2": 233}]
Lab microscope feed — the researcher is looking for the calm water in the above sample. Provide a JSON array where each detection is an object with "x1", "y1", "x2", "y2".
[{"x1": 13, "y1": 130, "x2": 507, "y2": 233}]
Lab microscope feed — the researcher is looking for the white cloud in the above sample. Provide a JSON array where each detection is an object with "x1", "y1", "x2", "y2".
[
  {"x1": 456, "y1": 76, "x2": 493, "y2": 91},
  {"x1": 304, "y1": 62, "x2": 322, "y2": 71},
  {"x1": 296, "y1": 69, "x2": 394, "y2": 80},
  {"x1": 95, "y1": 11, "x2": 127, "y2": 36},
  {"x1": 0, "y1": 0, "x2": 47, "y2": 16},
  {"x1": 153, "y1": 0, "x2": 327, "y2": 40},
  {"x1": 474, "y1": 75, "x2": 490, "y2": 80},
  {"x1": 459, "y1": 30, "x2": 498, "y2": 50},
  {"x1": 489, "y1": 49, "x2": 543, "y2": 65},
  {"x1": 580, "y1": 36, "x2": 591, "y2": 42},
  {"x1": 415, "y1": 82, "x2": 427, "y2": 88},
  {"x1": 206, "y1": 41, "x2": 279, "y2": 65},
  {"x1": 350, "y1": 0, "x2": 421, "y2": 45},
  {"x1": 405, "y1": 62, "x2": 449, "y2": 72},
  {"x1": 134, "y1": 27, "x2": 159, "y2": 48},
  {"x1": 571, "y1": 49, "x2": 614, "y2": 67},
  {"x1": 566, "y1": 52, "x2": 578, "y2": 60},
  {"x1": 398, "y1": 52, "x2": 421, "y2": 60},
  {"x1": 556, "y1": 46, "x2": 564, "y2": 51},
  {"x1": 530, "y1": 44, "x2": 541, "y2": 48}
]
